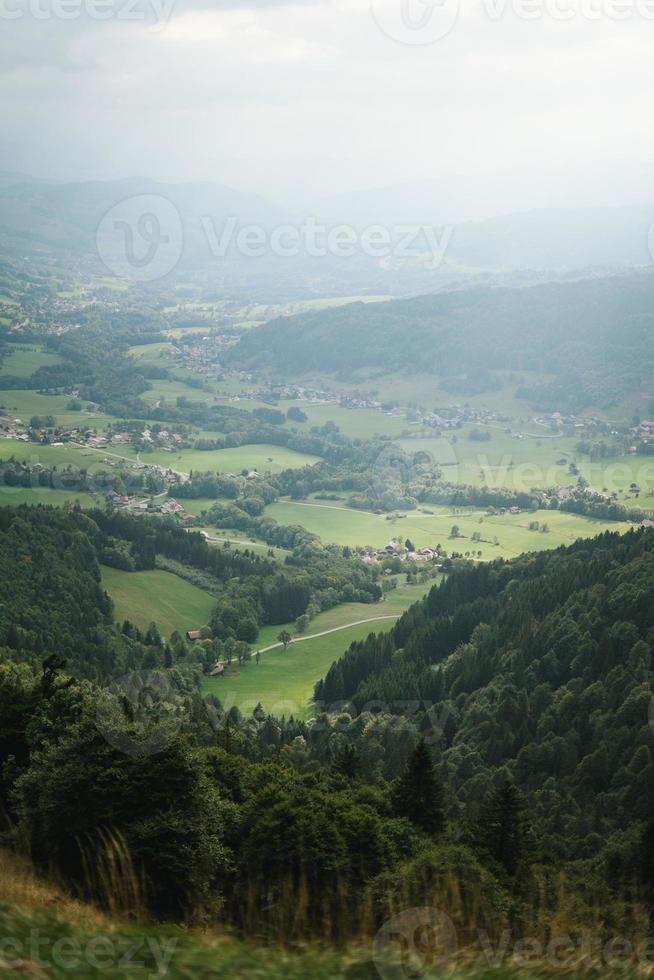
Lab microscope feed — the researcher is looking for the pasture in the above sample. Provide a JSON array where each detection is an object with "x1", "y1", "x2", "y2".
[
  {"x1": 130, "y1": 443, "x2": 321, "y2": 476},
  {"x1": 0, "y1": 344, "x2": 62, "y2": 379},
  {"x1": 399, "y1": 428, "x2": 654, "y2": 499},
  {"x1": 204, "y1": 579, "x2": 432, "y2": 717},
  {"x1": 0, "y1": 390, "x2": 111, "y2": 429},
  {"x1": 263, "y1": 497, "x2": 632, "y2": 558},
  {"x1": 278, "y1": 400, "x2": 412, "y2": 439},
  {"x1": 101, "y1": 566, "x2": 216, "y2": 638},
  {"x1": 0, "y1": 486, "x2": 97, "y2": 509}
]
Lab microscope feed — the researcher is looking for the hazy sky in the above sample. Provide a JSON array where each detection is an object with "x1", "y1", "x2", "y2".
[{"x1": 1, "y1": 0, "x2": 653, "y2": 203}]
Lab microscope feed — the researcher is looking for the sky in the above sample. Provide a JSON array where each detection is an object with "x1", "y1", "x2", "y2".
[{"x1": 1, "y1": 0, "x2": 654, "y2": 207}]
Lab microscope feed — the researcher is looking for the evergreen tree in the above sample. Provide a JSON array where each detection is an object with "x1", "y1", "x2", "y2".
[
  {"x1": 392, "y1": 740, "x2": 444, "y2": 835},
  {"x1": 478, "y1": 779, "x2": 532, "y2": 876}
]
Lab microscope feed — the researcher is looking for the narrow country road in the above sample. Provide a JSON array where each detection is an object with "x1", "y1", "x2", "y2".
[{"x1": 256, "y1": 615, "x2": 398, "y2": 654}]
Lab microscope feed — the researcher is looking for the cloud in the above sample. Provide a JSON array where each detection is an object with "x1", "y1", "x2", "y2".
[{"x1": 0, "y1": 0, "x2": 653, "y2": 201}]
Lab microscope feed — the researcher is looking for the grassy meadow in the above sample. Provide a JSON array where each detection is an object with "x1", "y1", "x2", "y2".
[
  {"x1": 205, "y1": 579, "x2": 433, "y2": 717},
  {"x1": 400, "y1": 427, "x2": 654, "y2": 499},
  {"x1": 0, "y1": 343, "x2": 62, "y2": 378},
  {"x1": 101, "y1": 566, "x2": 216, "y2": 637},
  {"x1": 130, "y1": 442, "x2": 321, "y2": 475},
  {"x1": 263, "y1": 497, "x2": 632, "y2": 558}
]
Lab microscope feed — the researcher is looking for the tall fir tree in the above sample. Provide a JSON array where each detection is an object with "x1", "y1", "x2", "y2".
[
  {"x1": 478, "y1": 779, "x2": 532, "y2": 876},
  {"x1": 392, "y1": 739, "x2": 445, "y2": 835}
]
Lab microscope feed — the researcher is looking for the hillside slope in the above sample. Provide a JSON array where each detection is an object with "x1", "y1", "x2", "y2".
[
  {"x1": 317, "y1": 528, "x2": 654, "y2": 857},
  {"x1": 228, "y1": 272, "x2": 654, "y2": 409}
]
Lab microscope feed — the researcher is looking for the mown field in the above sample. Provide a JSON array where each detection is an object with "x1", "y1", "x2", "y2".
[
  {"x1": 101, "y1": 566, "x2": 216, "y2": 638},
  {"x1": 0, "y1": 486, "x2": 97, "y2": 509},
  {"x1": 129, "y1": 442, "x2": 321, "y2": 475},
  {"x1": 0, "y1": 343, "x2": 62, "y2": 378},
  {"x1": 263, "y1": 497, "x2": 632, "y2": 558}
]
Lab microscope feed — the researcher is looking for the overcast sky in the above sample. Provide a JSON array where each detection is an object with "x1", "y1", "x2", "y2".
[{"x1": 1, "y1": 0, "x2": 654, "y2": 206}]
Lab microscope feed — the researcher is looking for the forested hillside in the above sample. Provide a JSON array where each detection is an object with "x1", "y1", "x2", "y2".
[
  {"x1": 317, "y1": 529, "x2": 654, "y2": 857},
  {"x1": 0, "y1": 505, "x2": 383, "y2": 675},
  {"x1": 1, "y1": 507, "x2": 654, "y2": 947},
  {"x1": 228, "y1": 273, "x2": 654, "y2": 409}
]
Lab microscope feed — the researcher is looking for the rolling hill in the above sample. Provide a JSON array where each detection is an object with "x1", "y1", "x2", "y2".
[{"x1": 227, "y1": 271, "x2": 654, "y2": 410}]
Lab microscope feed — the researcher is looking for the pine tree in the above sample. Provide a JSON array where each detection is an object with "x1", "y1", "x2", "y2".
[
  {"x1": 478, "y1": 779, "x2": 532, "y2": 876},
  {"x1": 392, "y1": 739, "x2": 445, "y2": 835}
]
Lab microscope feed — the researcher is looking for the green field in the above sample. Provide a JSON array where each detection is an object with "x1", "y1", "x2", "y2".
[
  {"x1": 204, "y1": 580, "x2": 433, "y2": 717},
  {"x1": 399, "y1": 428, "x2": 654, "y2": 500},
  {"x1": 0, "y1": 486, "x2": 97, "y2": 509},
  {"x1": 279, "y1": 400, "x2": 412, "y2": 439},
  {"x1": 0, "y1": 344, "x2": 62, "y2": 378},
  {"x1": 131, "y1": 443, "x2": 321, "y2": 476},
  {"x1": 263, "y1": 497, "x2": 632, "y2": 558},
  {"x1": 101, "y1": 566, "x2": 216, "y2": 637},
  {"x1": 0, "y1": 437, "x2": 320, "y2": 480},
  {"x1": 0, "y1": 438, "x2": 116, "y2": 470},
  {"x1": 0, "y1": 390, "x2": 111, "y2": 429}
]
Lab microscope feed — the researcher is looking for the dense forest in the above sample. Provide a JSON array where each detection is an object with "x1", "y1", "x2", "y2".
[
  {"x1": 228, "y1": 273, "x2": 654, "y2": 410},
  {"x1": 317, "y1": 528, "x2": 654, "y2": 860}
]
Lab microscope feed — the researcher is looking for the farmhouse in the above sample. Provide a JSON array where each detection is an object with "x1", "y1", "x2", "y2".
[{"x1": 186, "y1": 630, "x2": 202, "y2": 642}]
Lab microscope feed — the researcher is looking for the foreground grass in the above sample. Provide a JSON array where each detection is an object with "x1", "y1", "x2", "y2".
[
  {"x1": 0, "y1": 851, "x2": 646, "y2": 979},
  {"x1": 101, "y1": 566, "x2": 216, "y2": 638}
]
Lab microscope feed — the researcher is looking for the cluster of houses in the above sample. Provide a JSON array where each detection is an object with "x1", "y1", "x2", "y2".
[
  {"x1": 629, "y1": 419, "x2": 654, "y2": 453},
  {"x1": 359, "y1": 541, "x2": 444, "y2": 566},
  {"x1": 159, "y1": 334, "x2": 240, "y2": 378},
  {"x1": 0, "y1": 418, "x2": 29, "y2": 442}
]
